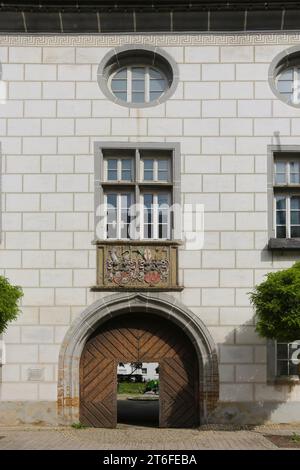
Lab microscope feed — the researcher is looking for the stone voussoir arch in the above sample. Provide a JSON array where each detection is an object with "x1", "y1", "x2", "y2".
[{"x1": 57, "y1": 292, "x2": 219, "y2": 425}]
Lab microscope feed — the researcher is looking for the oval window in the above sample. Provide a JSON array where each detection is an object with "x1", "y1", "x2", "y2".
[
  {"x1": 97, "y1": 46, "x2": 179, "y2": 108},
  {"x1": 270, "y1": 48, "x2": 300, "y2": 107}
]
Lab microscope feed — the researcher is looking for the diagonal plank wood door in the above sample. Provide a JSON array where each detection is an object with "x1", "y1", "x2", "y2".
[{"x1": 80, "y1": 313, "x2": 199, "y2": 428}]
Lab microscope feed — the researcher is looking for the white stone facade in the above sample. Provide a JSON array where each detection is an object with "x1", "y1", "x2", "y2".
[{"x1": 0, "y1": 33, "x2": 300, "y2": 424}]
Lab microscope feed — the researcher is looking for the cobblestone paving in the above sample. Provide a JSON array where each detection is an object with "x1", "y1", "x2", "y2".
[{"x1": 1, "y1": 424, "x2": 299, "y2": 450}]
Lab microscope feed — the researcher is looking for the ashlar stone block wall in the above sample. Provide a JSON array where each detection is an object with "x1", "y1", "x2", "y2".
[{"x1": 0, "y1": 34, "x2": 299, "y2": 423}]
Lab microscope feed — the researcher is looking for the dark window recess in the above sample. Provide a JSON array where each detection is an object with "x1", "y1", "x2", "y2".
[
  {"x1": 173, "y1": 11, "x2": 207, "y2": 32},
  {"x1": 25, "y1": 12, "x2": 61, "y2": 33},
  {"x1": 100, "y1": 12, "x2": 134, "y2": 32},
  {"x1": 283, "y1": 10, "x2": 300, "y2": 30},
  {"x1": 0, "y1": 12, "x2": 24, "y2": 32},
  {"x1": 210, "y1": 10, "x2": 245, "y2": 31},
  {"x1": 246, "y1": 10, "x2": 283, "y2": 30},
  {"x1": 135, "y1": 12, "x2": 171, "y2": 32},
  {"x1": 61, "y1": 13, "x2": 99, "y2": 33}
]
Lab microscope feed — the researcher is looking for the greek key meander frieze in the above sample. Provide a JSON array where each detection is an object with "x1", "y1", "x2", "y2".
[
  {"x1": 96, "y1": 243, "x2": 180, "y2": 290},
  {"x1": 1, "y1": 33, "x2": 300, "y2": 47}
]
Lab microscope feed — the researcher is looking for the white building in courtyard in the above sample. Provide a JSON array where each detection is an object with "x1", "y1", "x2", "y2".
[{"x1": 0, "y1": 0, "x2": 300, "y2": 427}]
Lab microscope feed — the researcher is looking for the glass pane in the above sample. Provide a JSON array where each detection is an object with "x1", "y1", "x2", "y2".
[
  {"x1": 279, "y1": 68, "x2": 293, "y2": 81},
  {"x1": 132, "y1": 92, "x2": 145, "y2": 103},
  {"x1": 114, "y1": 91, "x2": 127, "y2": 101},
  {"x1": 158, "y1": 224, "x2": 168, "y2": 239},
  {"x1": 276, "y1": 162, "x2": 286, "y2": 173},
  {"x1": 121, "y1": 193, "x2": 131, "y2": 208},
  {"x1": 121, "y1": 159, "x2": 132, "y2": 181},
  {"x1": 107, "y1": 158, "x2": 118, "y2": 180},
  {"x1": 111, "y1": 79, "x2": 127, "y2": 92},
  {"x1": 106, "y1": 193, "x2": 117, "y2": 207},
  {"x1": 158, "y1": 171, "x2": 168, "y2": 181},
  {"x1": 106, "y1": 193, "x2": 117, "y2": 239},
  {"x1": 132, "y1": 80, "x2": 145, "y2": 92},
  {"x1": 291, "y1": 174, "x2": 300, "y2": 184},
  {"x1": 144, "y1": 194, "x2": 153, "y2": 207},
  {"x1": 288, "y1": 360, "x2": 299, "y2": 375},
  {"x1": 277, "y1": 80, "x2": 293, "y2": 93},
  {"x1": 288, "y1": 343, "x2": 299, "y2": 359},
  {"x1": 150, "y1": 79, "x2": 166, "y2": 92},
  {"x1": 149, "y1": 68, "x2": 163, "y2": 79},
  {"x1": 275, "y1": 173, "x2": 286, "y2": 184},
  {"x1": 158, "y1": 161, "x2": 169, "y2": 181},
  {"x1": 120, "y1": 194, "x2": 132, "y2": 239},
  {"x1": 158, "y1": 194, "x2": 170, "y2": 206},
  {"x1": 277, "y1": 360, "x2": 288, "y2": 376},
  {"x1": 277, "y1": 343, "x2": 288, "y2": 359},
  {"x1": 122, "y1": 159, "x2": 132, "y2": 170},
  {"x1": 150, "y1": 91, "x2": 163, "y2": 101},
  {"x1": 290, "y1": 161, "x2": 300, "y2": 183},
  {"x1": 143, "y1": 194, "x2": 153, "y2": 239},
  {"x1": 114, "y1": 68, "x2": 127, "y2": 79},
  {"x1": 291, "y1": 211, "x2": 300, "y2": 225},
  {"x1": 290, "y1": 161, "x2": 300, "y2": 172},
  {"x1": 158, "y1": 160, "x2": 168, "y2": 170},
  {"x1": 276, "y1": 197, "x2": 286, "y2": 210},
  {"x1": 276, "y1": 225, "x2": 286, "y2": 238},
  {"x1": 291, "y1": 196, "x2": 300, "y2": 209},
  {"x1": 144, "y1": 224, "x2": 153, "y2": 239},
  {"x1": 276, "y1": 211, "x2": 286, "y2": 225},
  {"x1": 107, "y1": 224, "x2": 117, "y2": 238},
  {"x1": 275, "y1": 162, "x2": 286, "y2": 184},
  {"x1": 291, "y1": 226, "x2": 300, "y2": 237},
  {"x1": 144, "y1": 160, "x2": 154, "y2": 170},
  {"x1": 132, "y1": 67, "x2": 145, "y2": 79},
  {"x1": 144, "y1": 160, "x2": 154, "y2": 180}
]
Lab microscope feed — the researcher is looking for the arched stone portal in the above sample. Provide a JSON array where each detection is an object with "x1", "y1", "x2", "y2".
[{"x1": 58, "y1": 293, "x2": 219, "y2": 426}]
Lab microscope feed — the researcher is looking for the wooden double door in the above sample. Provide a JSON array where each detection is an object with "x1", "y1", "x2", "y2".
[{"x1": 79, "y1": 313, "x2": 199, "y2": 428}]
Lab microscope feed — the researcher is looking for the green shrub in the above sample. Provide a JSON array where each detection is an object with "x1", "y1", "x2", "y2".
[
  {"x1": 249, "y1": 262, "x2": 300, "y2": 341},
  {"x1": 0, "y1": 276, "x2": 23, "y2": 334},
  {"x1": 71, "y1": 422, "x2": 87, "y2": 429}
]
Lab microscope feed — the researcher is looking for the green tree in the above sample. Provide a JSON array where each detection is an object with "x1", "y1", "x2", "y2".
[
  {"x1": 249, "y1": 262, "x2": 300, "y2": 342},
  {"x1": 0, "y1": 276, "x2": 23, "y2": 334}
]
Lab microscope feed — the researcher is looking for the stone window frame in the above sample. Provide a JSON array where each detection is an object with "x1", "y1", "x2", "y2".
[
  {"x1": 268, "y1": 145, "x2": 300, "y2": 250},
  {"x1": 269, "y1": 45, "x2": 300, "y2": 109},
  {"x1": 93, "y1": 141, "x2": 181, "y2": 243},
  {"x1": 97, "y1": 44, "x2": 179, "y2": 109}
]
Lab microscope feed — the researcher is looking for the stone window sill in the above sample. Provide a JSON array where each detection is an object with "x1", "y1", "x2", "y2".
[
  {"x1": 268, "y1": 238, "x2": 300, "y2": 250},
  {"x1": 273, "y1": 376, "x2": 300, "y2": 385}
]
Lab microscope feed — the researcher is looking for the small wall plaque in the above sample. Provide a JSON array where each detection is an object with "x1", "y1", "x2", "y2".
[{"x1": 27, "y1": 368, "x2": 45, "y2": 382}]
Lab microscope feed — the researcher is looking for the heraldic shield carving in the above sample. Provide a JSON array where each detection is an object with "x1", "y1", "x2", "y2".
[{"x1": 94, "y1": 242, "x2": 181, "y2": 290}]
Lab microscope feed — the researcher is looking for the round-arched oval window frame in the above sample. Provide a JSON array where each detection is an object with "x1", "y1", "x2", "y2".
[
  {"x1": 97, "y1": 45, "x2": 179, "y2": 108},
  {"x1": 269, "y1": 46, "x2": 300, "y2": 108}
]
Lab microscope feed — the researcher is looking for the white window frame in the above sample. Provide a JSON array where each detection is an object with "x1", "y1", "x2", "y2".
[
  {"x1": 104, "y1": 191, "x2": 134, "y2": 240},
  {"x1": 141, "y1": 191, "x2": 171, "y2": 240},
  {"x1": 141, "y1": 157, "x2": 171, "y2": 183},
  {"x1": 274, "y1": 160, "x2": 300, "y2": 185},
  {"x1": 274, "y1": 193, "x2": 300, "y2": 238},
  {"x1": 109, "y1": 65, "x2": 167, "y2": 104},
  {"x1": 104, "y1": 157, "x2": 134, "y2": 182}
]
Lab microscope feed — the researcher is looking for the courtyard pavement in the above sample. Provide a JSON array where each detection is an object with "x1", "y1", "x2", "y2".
[{"x1": 0, "y1": 424, "x2": 300, "y2": 450}]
